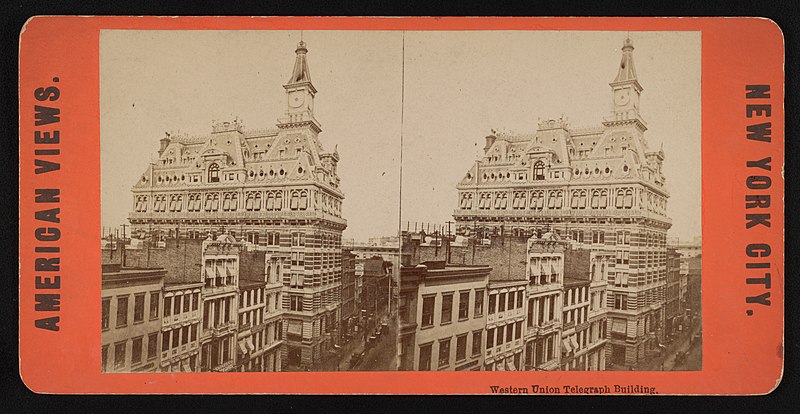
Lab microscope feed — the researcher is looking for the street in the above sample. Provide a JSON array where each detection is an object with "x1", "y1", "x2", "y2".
[
  {"x1": 316, "y1": 317, "x2": 397, "y2": 371},
  {"x1": 637, "y1": 323, "x2": 702, "y2": 371}
]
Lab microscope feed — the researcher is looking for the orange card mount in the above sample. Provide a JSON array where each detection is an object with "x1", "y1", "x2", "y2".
[{"x1": 18, "y1": 16, "x2": 783, "y2": 395}]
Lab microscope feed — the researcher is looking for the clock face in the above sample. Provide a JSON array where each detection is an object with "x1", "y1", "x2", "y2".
[
  {"x1": 615, "y1": 89, "x2": 631, "y2": 106},
  {"x1": 289, "y1": 91, "x2": 304, "y2": 108}
]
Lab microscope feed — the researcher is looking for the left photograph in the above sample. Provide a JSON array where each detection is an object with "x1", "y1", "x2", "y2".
[{"x1": 99, "y1": 30, "x2": 403, "y2": 372}]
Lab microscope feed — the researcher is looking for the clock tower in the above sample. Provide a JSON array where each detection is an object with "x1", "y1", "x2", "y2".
[
  {"x1": 609, "y1": 37, "x2": 642, "y2": 121},
  {"x1": 280, "y1": 40, "x2": 321, "y2": 132}
]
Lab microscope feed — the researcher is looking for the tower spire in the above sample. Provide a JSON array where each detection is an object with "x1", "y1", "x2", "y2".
[
  {"x1": 288, "y1": 38, "x2": 312, "y2": 85},
  {"x1": 612, "y1": 36, "x2": 638, "y2": 85}
]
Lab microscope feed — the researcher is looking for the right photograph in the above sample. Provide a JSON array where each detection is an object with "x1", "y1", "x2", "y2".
[{"x1": 398, "y1": 31, "x2": 701, "y2": 372}]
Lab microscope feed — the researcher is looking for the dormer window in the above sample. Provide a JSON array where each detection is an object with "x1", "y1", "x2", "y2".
[
  {"x1": 208, "y1": 163, "x2": 220, "y2": 183},
  {"x1": 533, "y1": 161, "x2": 545, "y2": 180}
]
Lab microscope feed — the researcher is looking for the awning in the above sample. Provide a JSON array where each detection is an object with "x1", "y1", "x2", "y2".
[
  {"x1": 506, "y1": 358, "x2": 517, "y2": 371},
  {"x1": 226, "y1": 261, "x2": 234, "y2": 277},
  {"x1": 570, "y1": 336, "x2": 580, "y2": 351},
  {"x1": 531, "y1": 261, "x2": 540, "y2": 277},
  {"x1": 205, "y1": 266, "x2": 213, "y2": 279},
  {"x1": 562, "y1": 338, "x2": 573, "y2": 354},
  {"x1": 612, "y1": 318, "x2": 627, "y2": 333},
  {"x1": 495, "y1": 359, "x2": 506, "y2": 371},
  {"x1": 181, "y1": 360, "x2": 192, "y2": 373},
  {"x1": 216, "y1": 264, "x2": 224, "y2": 279},
  {"x1": 550, "y1": 260, "x2": 558, "y2": 276},
  {"x1": 239, "y1": 340, "x2": 249, "y2": 354},
  {"x1": 246, "y1": 336, "x2": 255, "y2": 352}
]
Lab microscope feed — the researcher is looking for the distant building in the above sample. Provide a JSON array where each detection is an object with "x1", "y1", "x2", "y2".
[
  {"x1": 340, "y1": 249, "x2": 358, "y2": 337},
  {"x1": 665, "y1": 248, "x2": 682, "y2": 338},
  {"x1": 101, "y1": 264, "x2": 165, "y2": 373}
]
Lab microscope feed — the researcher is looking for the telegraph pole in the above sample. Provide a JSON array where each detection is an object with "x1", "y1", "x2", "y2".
[{"x1": 120, "y1": 223, "x2": 128, "y2": 267}]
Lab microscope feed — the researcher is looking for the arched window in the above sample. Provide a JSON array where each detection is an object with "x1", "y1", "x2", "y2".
[
  {"x1": 624, "y1": 189, "x2": 634, "y2": 209},
  {"x1": 290, "y1": 191, "x2": 299, "y2": 210},
  {"x1": 245, "y1": 193, "x2": 254, "y2": 211},
  {"x1": 265, "y1": 192, "x2": 275, "y2": 210},
  {"x1": 274, "y1": 191, "x2": 282, "y2": 210},
  {"x1": 533, "y1": 161, "x2": 545, "y2": 180},
  {"x1": 299, "y1": 191, "x2": 308, "y2": 210},
  {"x1": 254, "y1": 193, "x2": 262, "y2": 211},
  {"x1": 208, "y1": 163, "x2": 220, "y2": 183},
  {"x1": 599, "y1": 190, "x2": 608, "y2": 209}
]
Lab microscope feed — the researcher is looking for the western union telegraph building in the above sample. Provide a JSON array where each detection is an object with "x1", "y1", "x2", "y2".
[{"x1": 452, "y1": 38, "x2": 672, "y2": 368}]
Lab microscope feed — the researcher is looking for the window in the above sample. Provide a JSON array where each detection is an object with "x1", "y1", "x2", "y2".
[
  {"x1": 533, "y1": 161, "x2": 545, "y2": 180},
  {"x1": 419, "y1": 344, "x2": 432, "y2": 371},
  {"x1": 498, "y1": 293, "x2": 506, "y2": 312},
  {"x1": 164, "y1": 296, "x2": 172, "y2": 317},
  {"x1": 614, "y1": 294, "x2": 628, "y2": 310},
  {"x1": 458, "y1": 292, "x2": 469, "y2": 320},
  {"x1": 162, "y1": 330, "x2": 170, "y2": 352},
  {"x1": 456, "y1": 335, "x2": 467, "y2": 362},
  {"x1": 114, "y1": 342, "x2": 126, "y2": 370},
  {"x1": 116, "y1": 296, "x2": 128, "y2": 327},
  {"x1": 497, "y1": 325, "x2": 505, "y2": 345},
  {"x1": 438, "y1": 339, "x2": 451, "y2": 368},
  {"x1": 506, "y1": 323, "x2": 514, "y2": 342},
  {"x1": 474, "y1": 290, "x2": 484, "y2": 317},
  {"x1": 147, "y1": 333, "x2": 158, "y2": 360},
  {"x1": 515, "y1": 321, "x2": 523, "y2": 340},
  {"x1": 617, "y1": 230, "x2": 630, "y2": 246},
  {"x1": 290, "y1": 295, "x2": 303, "y2": 311},
  {"x1": 182, "y1": 326, "x2": 189, "y2": 345},
  {"x1": 174, "y1": 295, "x2": 181, "y2": 316},
  {"x1": 516, "y1": 291, "x2": 523, "y2": 308},
  {"x1": 291, "y1": 232, "x2": 305, "y2": 247},
  {"x1": 472, "y1": 330, "x2": 483, "y2": 356},
  {"x1": 441, "y1": 294, "x2": 453, "y2": 324},
  {"x1": 101, "y1": 345, "x2": 108, "y2": 372},
  {"x1": 171, "y1": 327, "x2": 180, "y2": 349},
  {"x1": 131, "y1": 337, "x2": 143, "y2": 365},
  {"x1": 486, "y1": 328, "x2": 495, "y2": 350},
  {"x1": 183, "y1": 294, "x2": 190, "y2": 313},
  {"x1": 488, "y1": 294, "x2": 496, "y2": 315},
  {"x1": 191, "y1": 324, "x2": 198, "y2": 342},
  {"x1": 208, "y1": 163, "x2": 220, "y2": 183},
  {"x1": 192, "y1": 293, "x2": 199, "y2": 311},
  {"x1": 149, "y1": 292, "x2": 159, "y2": 320},
  {"x1": 507, "y1": 292, "x2": 515, "y2": 310},
  {"x1": 133, "y1": 294, "x2": 145, "y2": 323},
  {"x1": 592, "y1": 231, "x2": 605, "y2": 244},
  {"x1": 101, "y1": 297, "x2": 110, "y2": 330}
]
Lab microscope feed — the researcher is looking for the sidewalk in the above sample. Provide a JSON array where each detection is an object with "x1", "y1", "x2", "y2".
[
  {"x1": 637, "y1": 324, "x2": 701, "y2": 371},
  {"x1": 317, "y1": 333, "x2": 368, "y2": 371}
]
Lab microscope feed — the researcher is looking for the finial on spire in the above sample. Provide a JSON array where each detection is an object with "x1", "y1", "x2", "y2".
[{"x1": 612, "y1": 35, "x2": 638, "y2": 84}]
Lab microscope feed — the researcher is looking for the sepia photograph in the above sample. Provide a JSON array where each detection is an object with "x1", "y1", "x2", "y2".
[
  {"x1": 100, "y1": 30, "x2": 403, "y2": 372},
  {"x1": 398, "y1": 31, "x2": 702, "y2": 372},
  {"x1": 18, "y1": 15, "x2": 785, "y2": 395}
]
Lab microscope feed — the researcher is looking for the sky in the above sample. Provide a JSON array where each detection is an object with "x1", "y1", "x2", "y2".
[
  {"x1": 400, "y1": 31, "x2": 701, "y2": 242},
  {"x1": 101, "y1": 30, "x2": 701, "y2": 243},
  {"x1": 100, "y1": 30, "x2": 403, "y2": 242}
]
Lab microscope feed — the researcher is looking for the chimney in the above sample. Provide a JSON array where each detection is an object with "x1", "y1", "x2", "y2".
[
  {"x1": 158, "y1": 133, "x2": 171, "y2": 156},
  {"x1": 483, "y1": 134, "x2": 496, "y2": 154}
]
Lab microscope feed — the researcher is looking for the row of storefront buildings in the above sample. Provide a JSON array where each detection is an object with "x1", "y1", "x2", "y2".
[
  {"x1": 399, "y1": 231, "x2": 695, "y2": 371},
  {"x1": 101, "y1": 234, "x2": 394, "y2": 373}
]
